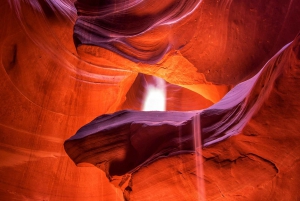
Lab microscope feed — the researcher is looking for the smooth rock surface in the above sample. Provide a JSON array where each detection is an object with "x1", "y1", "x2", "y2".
[
  {"x1": 0, "y1": 0, "x2": 299, "y2": 200},
  {"x1": 74, "y1": 0, "x2": 300, "y2": 85},
  {"x1": 65, "y1": 33, "x2": 300, "y2": 200},
  {"x1": 131, "y1": 34, "x2": 300, "y2": 200}
]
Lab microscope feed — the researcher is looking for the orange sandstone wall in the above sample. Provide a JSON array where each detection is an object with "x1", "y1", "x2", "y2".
[{"x1": 0, "y1": 0, "x2": 300, "y2": 200}]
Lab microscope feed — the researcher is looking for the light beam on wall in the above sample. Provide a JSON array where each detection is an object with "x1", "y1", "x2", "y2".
[{"x1": 142, "y1": 76, "x2": 166, "y2": 111}]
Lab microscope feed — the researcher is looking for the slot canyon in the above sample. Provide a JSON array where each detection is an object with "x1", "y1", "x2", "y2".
[{"x1": 0, "y1": 0, "x2": 300, "y2": 200}]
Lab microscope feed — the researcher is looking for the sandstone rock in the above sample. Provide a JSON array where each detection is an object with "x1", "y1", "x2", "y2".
[
  {"x1": 74, "y1": 0, "x2": 300, "y2": 85},
  {"x1": 0, "y1": 0, "x2": 300, "y2": 200},
  {"x1": 65, "y1": 32, "x2": 300, "y2": 200}
]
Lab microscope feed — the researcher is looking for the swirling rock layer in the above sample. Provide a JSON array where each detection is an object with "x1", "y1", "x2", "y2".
[
  {"x1": 128, "y1": 33, "x2": 300, "y2": 201},
  {"x1": 65, "y1": 32, "x2": 300, "y2": 200},
  {"x1": 75, "y1": 0, "x2": 300, "y2": 85},
  {"x1": 0, "y1": 0, "x2": 300, "y2": 200},
  {"x1": 74, "y1": 0, "x2": 202, "y2": 63}
]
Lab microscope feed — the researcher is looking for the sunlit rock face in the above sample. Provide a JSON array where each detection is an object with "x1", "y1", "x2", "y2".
[
  {"x1": 74, "y1": 0, "x2": 300, "y2": 85},
  {"x1": 65, "y1": 34, "x2": 300, "y2": 201},
  {"x1": 121, "y1": 74, "x2": 218, "y2": 111},
  {"x1": 0, "y1": 0, "x2": 300, "y2": 201},
  {"x1": 0, "y1": 0, "x2": 134, "y2": 200}
]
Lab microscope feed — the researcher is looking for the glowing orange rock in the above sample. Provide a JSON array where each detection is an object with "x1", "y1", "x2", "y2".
[{"x1": 0, "y1": 0, "x2": 300, "y2": 200}]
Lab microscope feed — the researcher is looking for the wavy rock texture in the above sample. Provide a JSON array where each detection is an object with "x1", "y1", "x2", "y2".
[
  {"x1": 74, "y1": 0, "x2": 202, "y2": 63},
  {"x1": 74, "y1": 0, "x2": 300, "y2": 85},
  {"x1": 0, "y1": 0, "x2": 300, "y2": 201},
  {"x1": 134, "y1": 34, "x2": 300, "y2": 201},
  {"x1": 65, "y1": 33, "x2": 300, "y2": 200},
  {"x1": 0, "y1": 0, "x2": 134, "y2": 200}
]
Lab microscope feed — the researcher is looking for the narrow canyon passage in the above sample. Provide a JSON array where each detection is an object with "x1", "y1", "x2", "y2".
[{"x1": 0, "y1": 0, "x2": 300, "y2": 200}]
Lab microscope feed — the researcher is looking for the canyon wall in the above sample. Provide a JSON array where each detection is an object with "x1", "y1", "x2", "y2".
[{"x1": 0, "y1": 0, "x2": 299, "y2": 200}]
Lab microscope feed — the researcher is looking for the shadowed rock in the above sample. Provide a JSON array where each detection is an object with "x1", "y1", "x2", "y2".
[
  {"x1": 1, "y1": 0, "x2": 300, "y2": 200},
  {"x1": 74, "y1": 0, "x2": 202, "y2": 63},
  {"x1": 64, "y1": 33, "x2": 299, "y2": 179}
]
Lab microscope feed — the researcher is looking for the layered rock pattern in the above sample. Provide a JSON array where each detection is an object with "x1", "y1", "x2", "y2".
[
  {"x1": 65, "y1": 33, "x2": 300, "y2": 200},
  {"x1": 0, "y1": 0, "x2": 300, "y2": 200},
  {"x1": 74, "y1": 0, "x2": 202, "y2": 63},
  {"x1": 74, "y1": 0, "x2": 300, "y2": 85}
]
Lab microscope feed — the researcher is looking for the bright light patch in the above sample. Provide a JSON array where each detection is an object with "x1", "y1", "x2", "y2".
[{"x1": 142, "y1": 77, "x2": 166, "y2": 111}]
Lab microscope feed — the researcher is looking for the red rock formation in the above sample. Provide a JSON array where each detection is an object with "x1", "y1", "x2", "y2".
[
  {"x1": 64, "y1": 33, "x2": 300, "y2": 200},
  {"x1": 0, "y1": 0, "x2": 300, "y2": 200},
  {"x1": 74, "y1": 0, "x2": 202, "y2": 63},
  {"x1": 0, "y1": 0, "x2": 132, "y2": 200},
  {"x1": 74, "y1": 0, "x2": 300, "y2": 85}
]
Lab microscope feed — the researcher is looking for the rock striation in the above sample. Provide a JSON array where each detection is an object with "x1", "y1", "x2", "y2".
[
  {"x1": 65, "y1": 32, "x2": 300, "y2": 200},
  {"x1": 0, "y1": 0, "x2": 300, "y2": 200}
]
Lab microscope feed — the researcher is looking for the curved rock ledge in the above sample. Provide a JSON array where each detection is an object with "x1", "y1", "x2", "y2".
[
  {"x1": 74, "y1": 0, "x2": 202, "y2": 63},
  {"x1": 74, "y1": 0, "x2": 300, "y2": 85},
  {"x1": 1, "y1": 0, "x2": 300, "y2": 200},
  {"x1": 64, "y1": 32, "x2": 299, "y2": 179}
]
